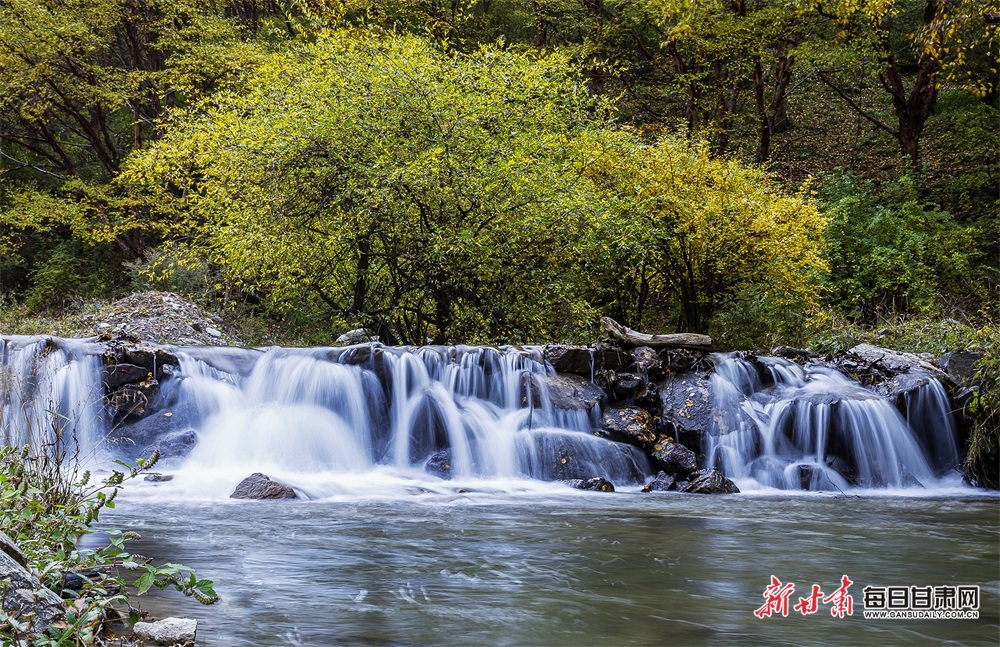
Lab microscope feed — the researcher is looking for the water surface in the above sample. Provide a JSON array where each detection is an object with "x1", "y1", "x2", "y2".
[{"x1": 104, "y1": 490, "x2": 999, "y2": 646}]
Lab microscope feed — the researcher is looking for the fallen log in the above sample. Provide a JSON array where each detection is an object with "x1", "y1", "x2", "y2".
[{"x1": 600, "y1": 317, "x2": 712, "y2": 350}]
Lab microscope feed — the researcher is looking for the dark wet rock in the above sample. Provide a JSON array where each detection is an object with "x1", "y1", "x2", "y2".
[
  {"x1": 651, "y1": 441, "x2": 698, "y2": 477},
  {"x1": 568, "y1": 477, "x2": 615, "y2": 492},
  {"x1": 425, "y1": 449, "x2": 453, "y2": 479},
  {"x1": 0, "y1": 550, "x2": 64, "y2": 635},
  {"x1": 538, "y1": 373, "x2": 605, "y2": 412},
  {"x1": 676, "y1": 469, "x2": 739, "y2": 494},
  {"x1": 60, "y1": 570, "x2": 101, "y2": 593},
  {"x1": 936, "y1": 351, "x2": 983, "y2": 386},
  {"x1": 107, "y1": 381, "x2": 160, "y2": 421},
  {"x1": 596, "y1": 370, "x2": 645, "y2": 402},
  {"x1": 544, "y1": 345, "x2": 594, "y2": 375},
  {"x1": 133, "y1": 617, "x2": 198, "y2": 646},
  {"x1": 871, "y1": 369, "x2": 936, "y2": 403},
  {"x1": 598, "y1": 347, "x2": 633, "y2": 372},
  {"x1": 601, "y1": 407, "x2": 656, "y2": 448},
  {"x1": 122, "y1": 346, "x2": 180, "y2": 378},
  {"x1": 230, "y1": 473, "x2": 297, "y2": 500},
  {"x1": 658, "y1": 348, "x2": 711, "y2": 375},
  {"x1": 144, "y1": 473, "x2": 174, "y2": 483},
  {"x1": 106, "y1": 398, "x2": 192, "y2": 462},
  {"x1": 658, "y1": 373, "x2": 713, "y2": 453},
  {"x1": 641, "y1": 471, "x2": 675, "y2": 492},
  {"x1": 631, "y1": 347, "x2": 664, "y2": 381},
  {"x1": 143, "y1": 429, "x2": 198, "y2": 461},
  {"x1": 102, "y1": 363, "x2": 151, "y2": 389}
]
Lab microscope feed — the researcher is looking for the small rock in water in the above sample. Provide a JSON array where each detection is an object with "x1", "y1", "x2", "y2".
[
  {"x1": 676, "y1": 469, "x2": 739, "y2": 494},
  {"x1": 569, "y1": 477, "x2": 616, "y2": 492},
  {"x1": 651, "y1": 442, "x2": 698, "y2": 477},
  {"x1": 144, "y1": 473, "x2": 174, "y2": 483},
  {"x1": 230, "y1": 473, "x2": 297, "y2": 500},
  {"x1": 425, "y1": 449, "x2": 453, "y2": 479},
  {"x1": 133, "y1": 617, "x2": 198, "y2": 646},
  {"x1": 641, "y1": 471, "x2": 675, "y2": 492}
]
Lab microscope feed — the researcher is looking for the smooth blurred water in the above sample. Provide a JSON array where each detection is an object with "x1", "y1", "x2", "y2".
[{"x1": 100, "y1": 490, "x2": 999, "y2": 646}]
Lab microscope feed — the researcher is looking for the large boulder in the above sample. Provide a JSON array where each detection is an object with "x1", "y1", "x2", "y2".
[
  {"x1": 600, "y1": 407, "x2": 656, "y2": 448},
  {"x1": 102, "y1": 363, "x2": 152, "y2": 389},
  {"x1": 676, "y1": 469, "x2": 740, "y2": 494},
  {"x1": 0, "y1": 550, "x2": 64, "y2": 635},
  {"x1": 132, "y1": 617, "x2": 198, "y2": 646},
  {"x1": 0, "y1": 531, "x2": 28, "y2": 569},
  {"x1": 230, "y1": 473, "x2": 297, "y2": 500}
]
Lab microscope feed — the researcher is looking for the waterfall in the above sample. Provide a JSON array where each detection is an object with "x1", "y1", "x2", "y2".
[
  {"x1": 0, "y1": 336, "x2": 106, "y2": 462},
  {"x1": 704, "y1": 354, "x2": 958, "y2": 491},
  {"x1": 0, "y1": 337, "x2": 967, "y2": 496}
]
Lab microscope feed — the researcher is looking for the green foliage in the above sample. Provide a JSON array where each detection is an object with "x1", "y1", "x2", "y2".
[
  {"x1": 821, "y1": 173, "x2": 981, "y2": 322},
  {"x1": 123, "y1": 29, "x2": 611, "y2": 344},
  {"x1": 964, "y1": 352, "x2": 1000, "y2": 490},
  {"x1": 581, "y1": 133, "x2": 828, "y2": 334},
  {"x1": 0, "y1": 411, "x2": 217, "y2": 645}
]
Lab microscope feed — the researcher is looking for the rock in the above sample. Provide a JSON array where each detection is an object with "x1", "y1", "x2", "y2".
[
  {"x1": 771, "y1": 345, "x2": 816, "y2": 360},
  {"x1": 847, "y1": 344, "x2": 943, "y2": 377},
  {"x1": 597, "y1": 370, "x2": 645, "y2": 402},
  {"x1": 538, "y1": 373, "x2": 605, "y2": 412},
  {"x1": 123, "y1": 346, "x2": 180, "y2": 380},
  {"x1": 658, "y1": 373, "x2": 713, "y2": 453},
  {"x1": 676, "y1": 468, "x2": 739, "y2": 494},
  {"x1": 336, "y1": 328, "x2": 371, "y2": 345},
  {"x1": 425, "y1": 449, "x2": 453, "y2": 479},
  {"x1": 598, "y1": 347, "x2": 633, "y2": 372},
  {"x1": 142, "y1": 429, "x2": 199, "y2": 461},
  {"x1": 601, "y1": 407, "x2": 656, "y2": 448},
  {"x1": 642, "y1": 471, "x2": 675, "y2": 492},
  {"x1": 568, "y1": 477, "x2": 616, "y2": 492},
  {"x1": 230, "y1": 473, "x2": 297, "y2": 500},
  {"x1": 205, "y1": 326, "x2": 223, "y2": 339},
  {"x1": 132, "y1": 617, "x2": 198, "y2": 646},
  {"x1": 0, "y1": 550, "x2": 65, "y2": 635},
  {"x1": 631, "y1": 347, "x2": 664, "y2": 381},
  {"x1": 102, "y1": 363, "x2": 152, "y2": 389},
  {"x1": 107, "y1": 381, "x2": 160, "y2": 421},
  {"x1": 0, "y1": 531, "x2": 28, "y2": 569},
  {"x1": 544, "y1": 345, "x2": 594, "y2": 375},
  {"x1": 651, "y1": 441, "x2": 699, "y2": 477},
  {"x1": 936, "y1": 351, "x2": 983, "y2": 386},
  {"x1": 144, "y1": 474, "x2": 174, "y2": 483}
]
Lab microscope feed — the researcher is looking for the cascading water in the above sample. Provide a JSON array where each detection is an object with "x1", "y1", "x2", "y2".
[
  {"x1": 0, "y1": 337, "x2": 967, "y2": 497},
  {"x1": 704, "y1": 353, "x2": 959, "y2": 491},
  {"x1": 0, "y1": 336, "x2": 105, "y2": 460},
  {"x1": 108, "y1": 343, "x2": 649, "y2": 498}
]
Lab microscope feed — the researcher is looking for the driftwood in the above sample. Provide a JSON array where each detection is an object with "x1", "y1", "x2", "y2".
[{"x1": 600, "y1": 317, "x2": 712, "y2": 350}]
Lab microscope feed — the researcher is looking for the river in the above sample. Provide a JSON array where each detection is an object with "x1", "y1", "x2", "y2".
[{"x1": 102, "y1": 487, "x2": 999, "y2": 646}]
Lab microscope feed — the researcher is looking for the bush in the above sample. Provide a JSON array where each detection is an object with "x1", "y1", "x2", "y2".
[
  {"x1": 0, "y1": 402, "x2": 217, "y2": 645},
  {"x1": 820, "y1": 173, "x2": 981, "y2": 322}
]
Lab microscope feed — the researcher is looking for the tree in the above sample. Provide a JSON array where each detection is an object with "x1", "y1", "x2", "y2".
[
  {"x1": 807, "y1": 0, "x2": 1000, "y2": 168},
  {"x1": 122, "y1": 29, "x2": 607, "y2": 343},
  {"x1": 581, "y1": 132, "x2": 828, "y2": 333}
]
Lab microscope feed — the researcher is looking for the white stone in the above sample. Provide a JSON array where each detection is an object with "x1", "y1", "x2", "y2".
[{"x1": 133, "y1": 617, "x2": 198, "y2": 645}]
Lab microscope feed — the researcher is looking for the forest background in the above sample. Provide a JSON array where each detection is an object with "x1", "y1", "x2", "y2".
[{"x1": 0, "y1": 0, "x2": 996, "y2": 353}]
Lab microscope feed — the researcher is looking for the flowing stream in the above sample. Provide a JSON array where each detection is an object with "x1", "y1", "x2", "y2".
[
  {"x1": 100, "y1": 491, "x2": 998, "y2": 646},
  {"x1": 2, "y1": 335, "x2": 997, "y2": 644}
]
